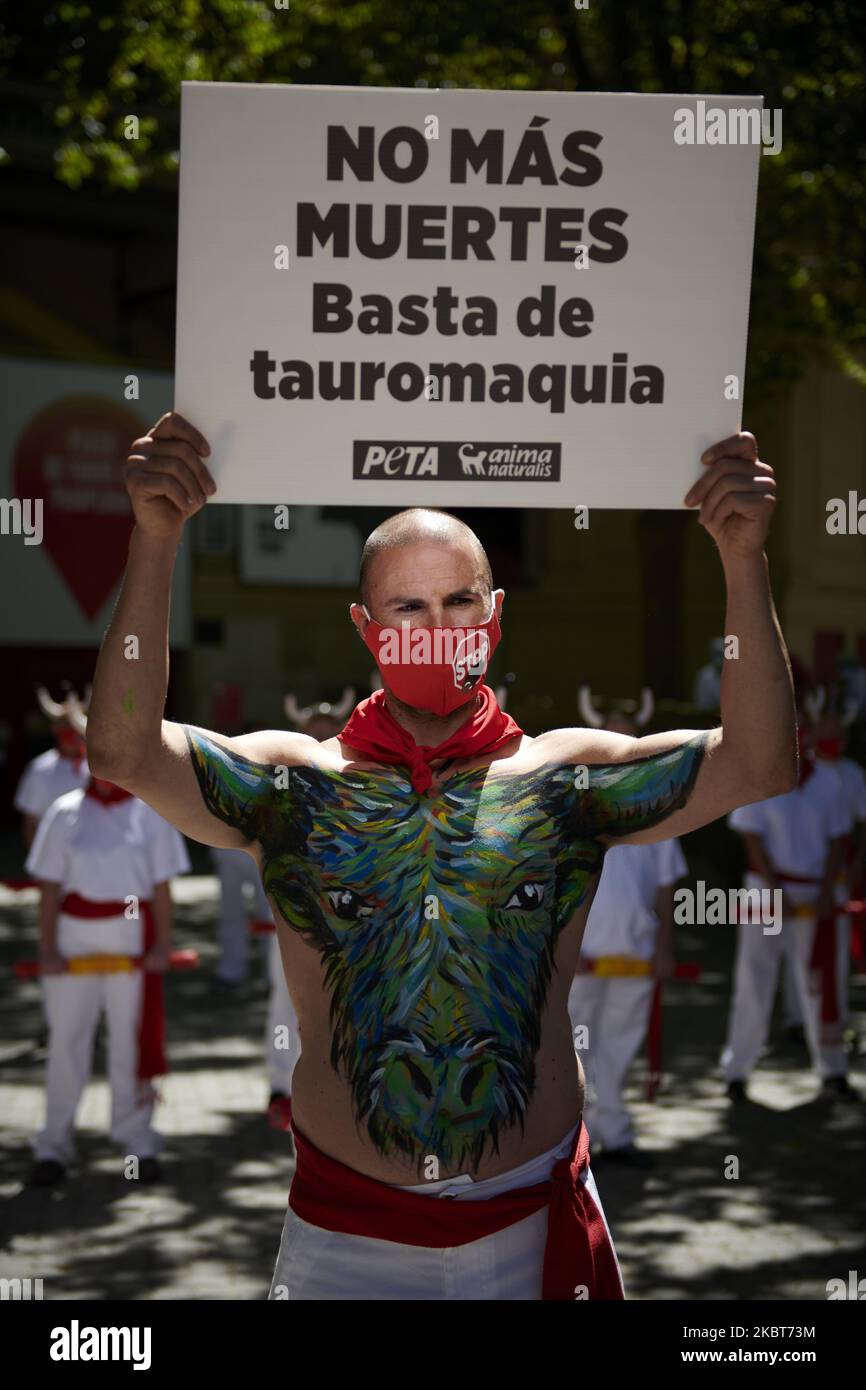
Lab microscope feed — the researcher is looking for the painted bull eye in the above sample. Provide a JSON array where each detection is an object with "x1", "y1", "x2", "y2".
[
  {"x1": 326, "y1": 888, "x2": 372, "y2": 921},
  {"x1": 401, "y1": 1056, "x2": 434, "y2": 1099},
  {"x1": 460, "y1": 1062, "x2": 486, "y2": 1105},
  {"x1": 504, "y1": 882, "x2": 545, "y2": 910}
]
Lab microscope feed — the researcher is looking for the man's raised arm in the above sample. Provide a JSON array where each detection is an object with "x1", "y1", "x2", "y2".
[
  {"x1": 86, "y1": 412, "x2": 280, "y2": 850},
  {"x1": 574, "y1": 432, "x2": 798, "y2": 846}
]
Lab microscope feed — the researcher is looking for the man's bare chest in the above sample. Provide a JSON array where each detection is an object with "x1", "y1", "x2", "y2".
[
  {"x1": 257, "y1": 761, "x2": 603, "y2": 947},
  {"x1": 184, "y1": 724, "x2": 705, "y2": 1169}
]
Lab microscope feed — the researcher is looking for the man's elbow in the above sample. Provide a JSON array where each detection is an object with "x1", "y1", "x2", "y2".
[
  {"x1": 86, "y1": 740, "x2": 141, "y2": 784},
  {"x1": 745, "y1": 753, "x2": 798, "y2": 801}
]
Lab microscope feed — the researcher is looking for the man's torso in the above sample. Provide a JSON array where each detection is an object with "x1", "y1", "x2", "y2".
[{"x1": 184, "y1": 724, "x2": 706, "y2": 1184}]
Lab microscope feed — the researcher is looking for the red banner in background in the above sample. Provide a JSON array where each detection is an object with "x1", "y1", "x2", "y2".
[{"x1": 13, "y1": 396, "x2": 146, "y2": 619}]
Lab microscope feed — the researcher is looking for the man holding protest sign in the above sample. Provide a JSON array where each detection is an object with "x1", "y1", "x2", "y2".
[{"x1": 83, "y1": 408, "x2": 795, "y2": 1300}]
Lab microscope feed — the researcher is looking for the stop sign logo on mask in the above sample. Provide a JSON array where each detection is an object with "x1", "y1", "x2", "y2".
[
  {"x1": 452, "y1": 630, "x2": 490, "y2": 691},
  {"x1": 13, "y1": 396, "x2": 146, "y2": 620}
]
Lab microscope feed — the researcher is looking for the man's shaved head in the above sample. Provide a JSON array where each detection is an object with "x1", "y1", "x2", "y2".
[{"x1": 360, "y1": 509, "x2": 492, "y2": 610}]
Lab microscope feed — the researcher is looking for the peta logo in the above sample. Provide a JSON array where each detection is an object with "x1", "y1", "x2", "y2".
[
  {"x1": 353, "y1": 441, "x2": 561, "y2": 482},
  {"x1": 355, "y1": 443, "x2": 439, "y2": 477}
]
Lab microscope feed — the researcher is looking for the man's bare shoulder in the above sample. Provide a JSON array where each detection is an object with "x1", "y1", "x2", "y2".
[
  {"x1": 207, "y1": 727, "x2": 339, "y2": 769},
  {"x1": 531, "y1": 725, "x2": 722, "y2": 767}
]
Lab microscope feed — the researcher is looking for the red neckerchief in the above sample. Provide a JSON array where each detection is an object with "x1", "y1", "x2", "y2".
[
  {"x1": 56, "y1": 746, "x2": 84, "y2": 772},
  {"x1": 85, "y1": 776, "x2": 134, "y2": 805},
  {"x1": 798, "y1": 753, "x2": 816, "y2": 788},
  {"x1": 338, "y1": 684, "x2": 523, "y2": 794}
]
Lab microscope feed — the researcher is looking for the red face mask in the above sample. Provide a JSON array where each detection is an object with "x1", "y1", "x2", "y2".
[
  {"x1": 55, "y1": 726, "x2": 85, "y2": 761},
  {"x1": 361, "y1": 594, "x2": 503, "y2": 717},
  {"x1": 814, "y1": 737, "x2": 842, "y2": 761}
]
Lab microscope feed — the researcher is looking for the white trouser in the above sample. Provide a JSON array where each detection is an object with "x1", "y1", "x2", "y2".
[
  {"x1": 721, "y1": 914, "x2": 848, "y2": 1082},
  {"x1": 781, "y1": 951, "x2": 804, "y2": 1027},
  {"x1": 834, "y1": 868, "x2": 853, "y2": 1033},
  {"x1": 35, "y1": 915, "x2": 161, "y2": 1164},
  {"x1": 268, "y1": 1123, "x2": 622, "y2": 1300},
  {"x1": 210, "y1": 846, "x2": 270, "y2": 983},
  {"x1": 567, "y1": 975, "x2": 655, "y2": 1150},
  {"x1": 266, "y1": 933, "x2": 301, "y2": 1093},
  {"x1": 834, "y1": 915, "x2": 852, "y2": 1034}
]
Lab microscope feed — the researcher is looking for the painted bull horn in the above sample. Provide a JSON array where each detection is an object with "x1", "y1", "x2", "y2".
[
  {"x1": 329, "y1": 686, "x2": 357, "y2": 721},
  {"x1": 35, "y1": 684, "x2": 69, "y2": 722},
  {"x1": 64, "y1": 694, "x2": 89, "y2": 737},
  {"x1": 803, "y1": 686, "x2": 826, "y2": 725},
  {"x1": 635, "y1": 687, "x2": 655, "y2": 728},
  {"x1": 285, "y1": 687, "x2": 357, "y2": 728},
  {"x1": 577, "y1": 685, "x2": 604, "y2": 729},
  {"x1": 284, "y1": 693, "x2": 310, "y2": 726}
]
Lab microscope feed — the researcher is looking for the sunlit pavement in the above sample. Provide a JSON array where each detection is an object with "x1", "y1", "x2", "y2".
[{"x1": 1, "y1": 876, "x2": 864, "y2": 1301}]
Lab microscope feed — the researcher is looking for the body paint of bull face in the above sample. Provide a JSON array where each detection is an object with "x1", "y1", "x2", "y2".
[{"x1": 184, "y1": 727, "x2": 705, "y2": 1173}]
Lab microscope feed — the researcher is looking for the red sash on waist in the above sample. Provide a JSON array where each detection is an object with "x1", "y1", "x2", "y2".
[
  {"x1": 60, "y1": 893, "x2": 133, "y2": 917},
  {"x1": 57, "y1": 893, "x2": 165, "y2": 1080},
  {"x1": 745, "y1": 863, "x2": 823, "y2": 885},
  {"x1": 288, "y1": 1117, "x2": 624, "y2": 1300},
  {"x1": 810, "y1": 916, "x2": 840, "y2": 1025}
]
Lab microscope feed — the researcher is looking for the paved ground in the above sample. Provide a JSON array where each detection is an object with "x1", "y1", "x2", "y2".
[{"x1": 1, "y1": 855, "x2": 865, "y2": 1302}]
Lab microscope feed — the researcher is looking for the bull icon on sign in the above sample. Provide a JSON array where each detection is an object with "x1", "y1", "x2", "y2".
[{"x1": 459, "y1": 445, "x2": 487, "y2": 477}]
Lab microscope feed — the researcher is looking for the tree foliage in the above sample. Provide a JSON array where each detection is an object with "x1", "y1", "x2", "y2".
[{"x1": 2, "y1": 0, "x2": 864, "y2": 397}]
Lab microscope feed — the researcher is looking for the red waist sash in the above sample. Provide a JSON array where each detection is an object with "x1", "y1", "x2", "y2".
[
  {"x1": 57, "y1": 893, "x2": 165, "y2": 1080},
  {"x1": 745, "y1": 864, "x2": 823, "y2": 885},
  {"x1": 60, "y1": 893, "x2": 140, "y2": 916},
  {"x1": 288, "y1": 1116, "x2": 624, "y2": 1300}
]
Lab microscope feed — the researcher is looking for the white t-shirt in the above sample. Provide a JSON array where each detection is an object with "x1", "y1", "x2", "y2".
[
  {"x1": 26, "y1": 788, "x2": 191, "y2": 899},
  {"x1": 728, "y1": 762, "x2": 852, "y2": 901},
  {"x1": 14, "y1": 748, "x2": 89, "y2": 818},
  {"x1": 827, "y1": 756, "x2": 866, "y2": 823},
  {"x1": 581, "y1": 838, "x2": 688, "y2": 960}
]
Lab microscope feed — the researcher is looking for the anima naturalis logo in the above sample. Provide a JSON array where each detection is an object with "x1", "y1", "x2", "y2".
[{"x1": 353, "y1": 441, "x2": 561, "y2": 481}]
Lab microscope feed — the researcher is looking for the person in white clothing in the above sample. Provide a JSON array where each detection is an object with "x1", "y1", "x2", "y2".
[
  {"x1": 693, "y1": 637, "x2": 725, "y2": 712},
  {"x1": 721, "y1": 727, "x2": 855, "y2": 1100},
  {"x1": 812, "y1": 707, "x2": 866, "y2": 1050},
  {"x1": 777, "y1": 695, "x2": 866, "y2": 1039},
  {"x1": 14, "y1": 684, "x2": 90, "y2": 849},
  {"x1": 567, "y1": 693, "x2": 687, "y2": 1165},
  {"x1": 568, "y1": 838, "x2": 686, "y2": 1166},
  {"x1": 210, "y1": 843, "x2": 271, "y2": 988},
  {"x1": 25, "y1": 750, "x2": 190, "y2": 1186},
  {"x1": 14, "y1": 685, "x2": 91, "y2": 1047}
]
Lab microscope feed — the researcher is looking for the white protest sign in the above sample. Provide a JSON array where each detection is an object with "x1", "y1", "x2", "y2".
[{"x1": 175, "y1": 84, "x2": 761, "y2": 509}]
